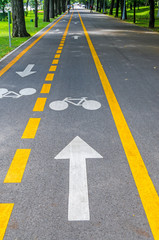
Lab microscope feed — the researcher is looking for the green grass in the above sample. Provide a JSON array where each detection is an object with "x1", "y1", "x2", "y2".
[
  {"x1": 108, "y1": 6, "x2": 159, "y2": 31},
  {"x1": 0, "y1": 11, "x2": 59, "y2": 59}
]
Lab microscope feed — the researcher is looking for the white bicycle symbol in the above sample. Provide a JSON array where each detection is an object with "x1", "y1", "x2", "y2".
[
  {"x1": 0, "y1": 88, "x2": 36, "y2": 99},
  {"x1": 49, "y1": 97, "x2": 101, "y2": 111}
]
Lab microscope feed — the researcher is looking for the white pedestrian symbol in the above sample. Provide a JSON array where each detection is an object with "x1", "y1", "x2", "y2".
[
  {"x1": 49, "y1": 97, "x2": 101, "y2": 111},
  {"x1": 0, "y1": 88, "x2": 36, "y2": 99}
]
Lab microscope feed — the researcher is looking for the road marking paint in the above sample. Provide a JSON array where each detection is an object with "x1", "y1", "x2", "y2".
[
  {"x1": 58, "y1": 47, "x2": 63, "y2": 50},
  {"x1": 79, "y1": 12, "x2": 159, "y2": 239},
  {"x1": 0, "y1": 13, "x2": 67, "y2": 78},
  {"x1": 45, "y1": 73, "x2": 54, "y2": 81},
  {"x1": 56, "y1": 50, "x2": 62, "y2": 54},
  {"x1": 16, "y1": 64, "x2": 36, "y2": 77},
  {"x1": 4, "y1": 149, "x2": 31, "y2": 183},
  {"x1": 22, "y1": 118, "x2": 40, "y2": 139},
  {"x1": 33, "y1": 98, "x2": 47, "y2": 111},
  {"x1": 40, "y1": 83, "x2": 51, "y2": 94},
  {"x1": 60, "y1": 41, "x2": 65, "y2": 44},
  {"x1": 59, "y1": 44, "x2": 64, "y2": 47},
  {"x1": 55, "y1": 136, "x2": 102, "y2": 221},
  {"x1": 54, "y1": 54, "x2": 60, "y2": 59},
  {"x1": 49, "y1": 66, "x2": 57, "y2": 72},
  {"x1": 0, "y1": 203, "x2": 14, "y2": 240},
  {"x1": 52, "y1": 59, "x2": 59, "y2": 64}
]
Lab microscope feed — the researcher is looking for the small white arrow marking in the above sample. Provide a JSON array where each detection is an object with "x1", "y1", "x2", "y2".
[
  {"x1": 55, "y1": 136, "x2": 103, "y2": 221},
  {"x1": 74, "y1": 22, "x2": 79, "y2": 24},
  {"x1": 55, "y1": 29, "x2": 60, "y2": 31},
  {"x1": 16, "y1": 64, "x2": 36, "y2": 77},
  {"x1": 73, "y1": 36, "x2": 80, "y2": 40}
]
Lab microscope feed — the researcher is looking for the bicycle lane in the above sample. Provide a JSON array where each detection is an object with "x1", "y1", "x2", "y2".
[
  {"x1": 78, "y1": 10, "x2": 159, "y2": 240},
  {"x1": 17, "y1": 9, "x2": 153, "y2": 240},
  {"x1": 0, "y1": 13, "x2": 74, "y2": 239}
]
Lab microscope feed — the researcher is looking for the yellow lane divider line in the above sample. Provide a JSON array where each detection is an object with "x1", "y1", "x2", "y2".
[
  {"x1": 45, "y1": 73, "x2": 54, "y2": 81},
  {"x1": 33, "y1": 98, "x2": 47, "y2": 112},
  {"x1": 0, "y1": 13, "x2": 67, "y2": 78},
  {"x1": 22, "y1": 118, "x2": 41, "y2": 139},
  {"x1": 4, "y1": 149, "x2": 31, "y2": 183},
  {"x1": 78, "y1": 12, "x2": 159, "y2": 240},
  {"x1": 40, "y1": 83, "x2": 51, "y2": 94},
  {"x1": 0, "y1": 204, "x2": 14, "y2": 240},
  {"x1": 52, "y1": 59, "x2": 59, "y2": 64},
  {"x1": 49, "y1": 66, "x2": 57, "y2": 72}
]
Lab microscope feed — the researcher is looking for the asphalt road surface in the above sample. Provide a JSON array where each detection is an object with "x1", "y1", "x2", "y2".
[{"x1": 0, "y1": 7, "x2": 159, "y2": 240}]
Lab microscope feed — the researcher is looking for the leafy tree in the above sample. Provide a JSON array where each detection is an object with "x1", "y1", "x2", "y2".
[
  {"x1": 0, "y1": 0, "x2": 8, "y2": 13},
  {"x1": 12, "y1": 0, "x2": 30, "y2": 37}
]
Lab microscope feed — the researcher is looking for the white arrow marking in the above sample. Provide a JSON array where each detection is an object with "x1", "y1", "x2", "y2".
[
  {"x1": 55, "y1": 29, "x2": 60, "y2": 31},
  {"x1": 55, "y1": 136, "x2": 103, "y2": 221},
  {"x1": 73, "y1": 36, "x2": 80, "y2": 40},
  {"x1": 16, "y1": 64, "x2": 36, "y2": 77},
  {"x1": 74, "y1": 22, "x2": 79, "y2": 24}
]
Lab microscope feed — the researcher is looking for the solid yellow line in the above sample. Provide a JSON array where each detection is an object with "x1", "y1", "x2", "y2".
[
  {"x1": 79, "y1": 12, "x2": 159, "y2": 240},
  {"x1": 4, "y1": 149, "x2": 31, "y2": 183},
  {"x1": 49, "y1": 66, "x2": 57, "y2": 72},
  {"x1": 22, "y1": 118, "x2": 40, "y2": 139},
  {"x1": 40, "y1": 84, "x2": 51, "y2": 94},
  {"x1": 33, "y1": 98, "x2": 47, "y2": 111},
  {"x1": 0, "y1": 203, "x2": 14, "y2": 240},
  {"x1": 45, "y1": 73, "x2": 54, "y2": 81},
  {"x1": 0, "y1": 13, "x2": 67, "y2": 78}
]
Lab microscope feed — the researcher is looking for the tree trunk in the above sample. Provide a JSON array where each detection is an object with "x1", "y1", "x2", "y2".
[
  {"x1": 97, "y1": 0, "x2": 99, "y2": 11},
  {"x1": 121, "y1": 0, "x2": 124, "y2": 19},
  {"x1": 50, "y1": 0, "x2": 55, "y2": 18},
  {"x1": 54, "y1": 0, "x2": 58, "y2": 16},
  {"x1": 26, "y1": 0, "x2": 29, "y2": 11},
  {"x1": 109, "y1": 0, "x2": 114, "y2": 15},
  {"x1": 134, "y1": 0, "x2": 136, "y2": 23},
  {"x1": 149, "y1": 0, "x2": 155, "y2": 27},
  {"x1": 115, "y1": 0, "x2": 119, "y2": 17},
  {"x1": 35, "y1": 0, "x2": 38, "y2": 27},
  {"x1": 11, "y1": 0, "x2": 30, "y2": 37},
  {"x1": 43, "y1": 0, "x2": 50, "y2": 22},
  {"x1": 130, "y1": 2, "x2": 132, "y2": 10},
  {"x1": 62, "y1": 0, "x2": 66, "y2": 12},
  {"x1": 58, "y1": 0, "x2": 61, "y2": 15}
]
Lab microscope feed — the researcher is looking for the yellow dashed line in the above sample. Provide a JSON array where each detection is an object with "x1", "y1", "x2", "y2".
[
  {"x1": 54, "y1": 54, "x2": 60, "y2": 59},
  {"x1": 22, "y1": 118, "x2": 41, "y2": 139},
  {"x1": 0, "y1": 204, "x2": 14, "y2": 239},
  {"x1": 40, "y1": 83, "x2": 51, "y2": 94},
  {"x1": 33, "y1": 98, "x2": 47, "y2": 112},
  {"x1": 52, "y1": 59, "x2": 59, "y2": 64},
  {"x1": 59, "y1": 44, "x2": 64, "y2": 47},
  {"x1": 45, "y1": 73, "x2": 54, "y2": 81},
  {"x1": 4, "y1": 149, "x2": 31, "y2": 183},
  {"x1": 58, "y1": 47, "x2": 63, "y2": 50},
  {"x1": 56, "y1": 50, "x2": 62, "y2": 54},
  {"x1": 49, "y1": 66, "x2": 57, "y2": 71},
  {"x1": 60, "y1": 41, "x2": 65, "y2": 44}
]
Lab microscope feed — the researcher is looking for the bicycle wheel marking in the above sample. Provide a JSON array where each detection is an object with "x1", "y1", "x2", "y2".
[
  {"x1": 49, "y1": 97, "x2": 101, "y2": 111},
  {"x1": 0, "y1": 88, "x2": 36, "y2": 99}
]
